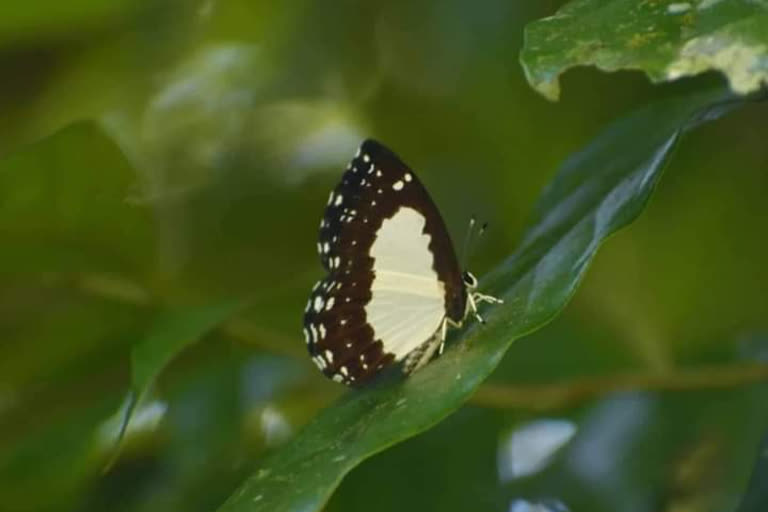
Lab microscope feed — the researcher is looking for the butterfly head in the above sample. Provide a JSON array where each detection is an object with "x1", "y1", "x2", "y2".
[{"x1": 462, "y1": 271, "x2": 478, "y2": 291}]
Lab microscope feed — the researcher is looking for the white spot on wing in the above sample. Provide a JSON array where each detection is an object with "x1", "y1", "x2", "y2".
[
  {"x1": 392, "y1": 180, "x2": 404, "y2": 191},
  {"x1": 325, "y1": 296, "x2": 335, "y2": 310},
  {"x1": 404, "y1": 172, "x2": 412, "y2": 182},
  {"x1": 334, "y1": 194, "x2": 343, "y2": 206},
  {"x1": 313, "y1": 296, "x2": 324, "y2": 312},
  {"x1": 324, "y1": 349, "x2": 334, "y2": 363}
]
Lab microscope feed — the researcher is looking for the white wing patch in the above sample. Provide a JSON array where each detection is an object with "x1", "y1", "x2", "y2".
[{"x1": 366, "y1": 207, "x2": 445, "y2": 360}]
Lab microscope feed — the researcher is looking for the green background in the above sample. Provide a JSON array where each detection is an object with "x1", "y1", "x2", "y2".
[{"x1": 0, "y1": 1, "x2": 766, "y2": 511}]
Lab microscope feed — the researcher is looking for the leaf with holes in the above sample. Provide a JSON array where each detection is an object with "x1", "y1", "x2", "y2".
[
  {"x1": 521, "y1": 0, "x2": 768, "y2": 100},
  {"x1": 218, "y1": 87, "x2": 741, "y2": 512}
]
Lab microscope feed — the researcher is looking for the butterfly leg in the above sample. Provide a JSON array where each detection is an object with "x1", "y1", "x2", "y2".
[
  {"x1": 473, "y1": 292, "x2": 504, "y2": 305},
  {"x1": 405, "y1": 316, "x2": 464, "y2": 374},
  {"x1": 437, "y1": 317, "x2": 448, "y2": 355},
  {"x1": 467, "y1": 293, "x2": 485, "y2": 324},
  {"x1": 437, "y1": 317, "x2": 463, "y2": 355},
  {"x1": 466, "y1": 292, "x2": 504, "y2": 325}
]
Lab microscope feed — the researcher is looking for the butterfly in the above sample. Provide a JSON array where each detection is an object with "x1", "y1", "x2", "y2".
[{"x1": 303, "y1": 140, "x2": 501, "y2": 386}]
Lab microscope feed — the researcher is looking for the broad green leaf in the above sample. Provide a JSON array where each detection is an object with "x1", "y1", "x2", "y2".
[
  {"x1": 326, "y1": 328, "x2": 768, "y2": 512},
  {"x1": 0, "y1": 122, "x2": 154, "y2": 405},
  {"x1": 131, "y1": 301, "x2": 245, "y2": 394},
  {"x1": 106, "y1": 300, "x2": 244, "y2": 466},
  {"x1": 521, "y1": 0, "x2": 768, "y2": 100},
  {"x1": 218, "y1": 87, "x2": 740, "y2": 512},
  {"x1": 0, "y1": 121, "x2": 153, "y2": 278},
  {"x1": 736, "y1": 431, "x2": 768, "y2": 512}
]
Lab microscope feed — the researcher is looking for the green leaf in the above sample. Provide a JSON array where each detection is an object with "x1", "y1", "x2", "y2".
[
  {"x1": 736, "y1": 430, "x2": 768, "y2": 512},
  {"x1": 131, "y1": 302, "x2": 244, "y2": 393},
  {"x1": 0, "y1": 121, "x2": 154, "y2": 402},
  {"x1": 218, "y1": 87, "x2": 740, "y2": 512},
  {"x1": 0, "y1": 121, "x2": 153, "y2": 278},
  {"x1": 520, "y1": 0, "x2": 768, "y2": 100},
  {"x1": 106, "y1": 300, "x2": 244, "y2": 467}
]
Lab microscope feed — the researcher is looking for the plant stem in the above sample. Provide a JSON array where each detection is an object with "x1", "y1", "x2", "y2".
[{"x1": 470, "y1": 363, "x2": 768, "y2": 410}]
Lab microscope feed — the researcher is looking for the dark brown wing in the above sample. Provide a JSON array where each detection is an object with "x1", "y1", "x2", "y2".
[{"x1": 303, "y1": 139, "x2": 466, "y2": 386}]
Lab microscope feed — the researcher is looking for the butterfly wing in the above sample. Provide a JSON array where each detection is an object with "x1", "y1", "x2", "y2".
[{"x1": 303, "y1": 140, "x2": 466, "y2": 385}]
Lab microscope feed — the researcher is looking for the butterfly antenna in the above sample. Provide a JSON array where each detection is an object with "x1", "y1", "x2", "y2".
[
  {"x1": 460, "y1": 215, "x2": 476, "y2": 268},
  {"x1": 464, "y1": 220, "x2": 489, "y2": 268}
]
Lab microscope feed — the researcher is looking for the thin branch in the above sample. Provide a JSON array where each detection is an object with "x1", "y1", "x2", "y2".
[
  {"x1": 73, "y1": 273, "x2": 306, "y2": 358},
  {"x1": 223, "y1": 317, "x2": 306, "y2": 358},
  {"x1": 470, "y1": 363, "x2": 768, "y2": 411}
]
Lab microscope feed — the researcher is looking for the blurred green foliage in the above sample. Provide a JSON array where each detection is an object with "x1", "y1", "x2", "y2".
[{"x1": 0, "y1": 1, "x2": 767, "y2": 512}]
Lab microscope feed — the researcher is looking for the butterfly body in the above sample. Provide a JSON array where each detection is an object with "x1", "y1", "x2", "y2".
[{"x1": 303, "y1": 140, "x2": 500, "y2": 386}]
